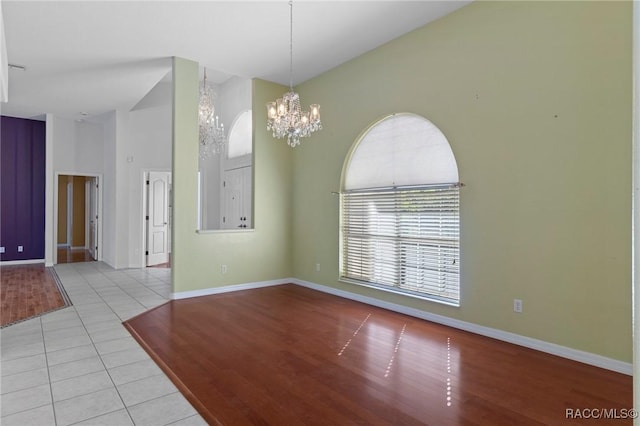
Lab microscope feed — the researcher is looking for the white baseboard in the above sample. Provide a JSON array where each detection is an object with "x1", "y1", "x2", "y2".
[
  {"x1": 171, "y1": 278, "x2": 291, "y2": 300},
  {"x1": 170, "y1": 277, "x2": 632, "y2": 376},
  {"x1": 1, "y1": 259, "x2": 46, "y2": 266},
  {"x1": 292, "y1": 278, "x2": 632, "y2": 376}
]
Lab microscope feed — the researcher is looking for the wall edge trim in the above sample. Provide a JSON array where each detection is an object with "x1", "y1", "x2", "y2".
[
  {"x1": 171, "y1": 278, "x2": 291, "y2": 300},
  {"x1": 170, "y1": 277, "x2": 631, "y2": 375},
  {"x1": 1, "y1": 259, "x2": 45, "y2": 266},
  {"x1": 292, "y1": 278, "x2": 632, "y2": 376}
]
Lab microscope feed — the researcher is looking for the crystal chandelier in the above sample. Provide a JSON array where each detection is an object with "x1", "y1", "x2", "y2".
[
  {"x1": 199, "y1": 68, "x2": 226, "y2": 159},
  {"x1": 266, "y1": 1, "x2": 322, "y2": 148}
]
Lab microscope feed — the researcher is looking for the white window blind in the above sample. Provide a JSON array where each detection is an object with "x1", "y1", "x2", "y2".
[
  {"x1": 344, "y1": 114, "x2": 458, "y2": 190},
  {"x1": 341, "y1": 185, "x2": 460, "y2": 305},
  {"x1": 340, "y1": 113, "x2": 460, "y2": 305}
]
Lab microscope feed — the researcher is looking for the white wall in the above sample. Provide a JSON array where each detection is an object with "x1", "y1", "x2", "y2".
[
  {"x1": 46, "y1": 109, "x2": 129, "y2": 269},
  {"x1": 127, "y1": 81, "x2": 172, "y2": 267},
  {"x1": 50, "y1": 116, "x2": 104, "y2": 174},
  {"x1": 51, "y1": 116, "x2": 76, "y2": 172},
  {"x1": 75, "y1": 121, "x2": 105, "y2": 173},
  {"x1": 92, "y1": 108, "x2": 133, "y2": 269},
  {"x1": 47, "y1": 115, "x2": 106, "y2": 264},
  {"x1": 217, "y1": 76, "x2": 251, "y2": 132},
  {"x1": 44, "y1": 115, "x2": 54, "y2": 265},
  {"x1": 100, "y1": 111, "x2": 116, "y2": 267},
  {"x1": 113, "y1": 109, "x2": 131, "y2": 268},
  {"x1": 45, "y1": 73, "x2": 173, "y2": 267},
  {"x1": 45, "y1": 79, "x2": 171, "y2": 269}
]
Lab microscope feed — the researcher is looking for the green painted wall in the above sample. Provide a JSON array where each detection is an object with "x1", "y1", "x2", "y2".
[
  {"x1": 291, "y1": 1, "x2": 632, "y2": 362},
  {"x1": 172, "y1": 58, "x2": 293, "y2": 292}
]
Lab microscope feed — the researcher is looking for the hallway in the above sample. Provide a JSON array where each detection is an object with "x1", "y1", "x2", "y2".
[
  {"x1": 0, "y1": 262, "x2": 205, "y2": 425},
  {"x1": 56, "y1": 248, "x2": 95, "y2": 264}
]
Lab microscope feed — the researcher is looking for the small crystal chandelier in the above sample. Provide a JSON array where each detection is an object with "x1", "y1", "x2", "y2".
[
  {"x1": 199, "y1": 68, "x2": 226, "y2": 159},
  {"x1": 266, "y1": 1, "x2": 322, "y2": 148}
]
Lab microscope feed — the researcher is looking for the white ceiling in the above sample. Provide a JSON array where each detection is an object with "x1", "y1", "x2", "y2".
[{"x1": 0, "y1": 1, "x2": 471, "y2": 121}]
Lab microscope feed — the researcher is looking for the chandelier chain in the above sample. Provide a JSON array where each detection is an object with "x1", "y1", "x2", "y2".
[
  {"x1": 265, "y1": 0, "x2": 322, "y2": 148},
  {"x1": 289, "y1": 0, "x2": 293, "y2": 91}
]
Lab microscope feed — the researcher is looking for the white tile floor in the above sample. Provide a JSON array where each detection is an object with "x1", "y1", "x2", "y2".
[{"x1": 1, "y1": 262, "x2": 207, "y2": 426}]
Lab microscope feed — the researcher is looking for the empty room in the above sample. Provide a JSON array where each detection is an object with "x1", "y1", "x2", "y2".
[{"x1": 0, "y1": 1, "x2": 637, "y2": 425}]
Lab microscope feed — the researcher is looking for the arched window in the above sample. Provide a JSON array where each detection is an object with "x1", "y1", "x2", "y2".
[
  {"x1": 340, "y1": 113, "x2": 461, "y2": 305},
  {"x1": 227, "y1": 110, "x2": 252, "y2": 159}
]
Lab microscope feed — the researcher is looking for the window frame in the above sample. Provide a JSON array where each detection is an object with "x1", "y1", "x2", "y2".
[{"x1": 339, "y1": 113, "x2": 461, "y2": 306}]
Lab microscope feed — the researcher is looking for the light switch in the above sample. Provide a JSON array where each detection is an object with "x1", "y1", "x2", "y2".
[
  {"x1": 0, "y1": 247, "x2": 4, "y2": 253},
  {"x1": 17, "y1": 245, "x2": 23, "y2": 252}
]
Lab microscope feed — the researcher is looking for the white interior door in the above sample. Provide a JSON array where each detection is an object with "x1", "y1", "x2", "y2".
[
  {"x1": 146, "y1": 171, "x2": 171, "y2": 266},
  {"x1": 221, "y1": 167, "x2": 251, "y2": 229},
  {"x1": 222, "y1": 168, "x2": 242, "y2": 229},
  {"x1": 88, "y1": 177, "x2": 99, "y2": 260}
]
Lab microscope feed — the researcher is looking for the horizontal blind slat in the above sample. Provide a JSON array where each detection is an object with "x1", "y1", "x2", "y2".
[{"x1": 341, "y1": 186, "x2": 460, "y2": 304}]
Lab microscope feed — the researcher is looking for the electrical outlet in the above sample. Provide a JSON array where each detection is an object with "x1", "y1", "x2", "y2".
[
  {"x1": 221, "y1": 264, "x2": 227, "y2": 274},
  {"x1": 17, "y1": 245, "x2": 23, "y2": 253},
  {"x1": 513, "y1": 299, "x2": 523, "y2": 313},
  {"x1": 316, "y1": 263, "x2": 321, "y2": 272}
]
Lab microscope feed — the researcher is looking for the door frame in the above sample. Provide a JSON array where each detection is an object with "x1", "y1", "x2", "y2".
[
  {"x1": 53, "y1": 172, "x2": 103, "y2": 265},
  {"x1": 85, "y1": 176, "x2": 99, "y2": 259},
  {"x1": 140, "y1": 169, "x2": 172, "y2": 268},
  {"x1": 66, "y1": 181, "x2": 72, "y2": 246}
]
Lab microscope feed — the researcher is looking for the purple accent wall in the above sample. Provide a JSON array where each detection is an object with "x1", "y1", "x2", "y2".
[{"x1": 1, "y1": 116, "x2": 46, "y2": 261}]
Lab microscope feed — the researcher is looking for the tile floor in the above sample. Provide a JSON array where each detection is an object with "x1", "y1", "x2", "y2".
[{"x1": 0, "y1": 262, "x2": 206, "y2": 426}]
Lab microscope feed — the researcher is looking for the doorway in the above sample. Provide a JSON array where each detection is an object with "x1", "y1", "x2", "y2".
[
  {"x1": 221, "y1": 166, "x2": 251, "y2": 230},
  {"x1": 143, "y1": 171, "x2": 171, "y2": 267},
  {"x1": 55, "y1": 174, "x2": 101, "y2": 264}
]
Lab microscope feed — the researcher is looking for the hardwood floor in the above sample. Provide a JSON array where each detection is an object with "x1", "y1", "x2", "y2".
[
  {"x1": 0, "y1": 264, "x2": 71, "y2": 327},
  {"x1": 56, "y1": 246, "x2": 95, "y2": 263},
  {"x1": 124, "y1": 284, "x2": 632, "y2": 425}
]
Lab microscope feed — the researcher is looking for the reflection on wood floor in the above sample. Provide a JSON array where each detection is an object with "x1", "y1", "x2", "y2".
[
  {"x1": 57, "y1": 247, "x2": 95, "y2": 264},
  {"x1": 124, "y1": 284, "x2": 632, "y2": 425}
]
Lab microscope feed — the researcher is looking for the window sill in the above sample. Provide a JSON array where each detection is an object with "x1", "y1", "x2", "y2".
[
  {"x1": 196, "y1": 228, "x2": 255, "y2": 234},
  {"x1": 338, "y1": 277, "x2": 460, "y2": 308}
]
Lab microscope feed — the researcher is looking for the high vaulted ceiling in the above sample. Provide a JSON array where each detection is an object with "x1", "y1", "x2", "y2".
[{"x1": 0, "y1": 1, "x2": 471, "y2": 121}]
